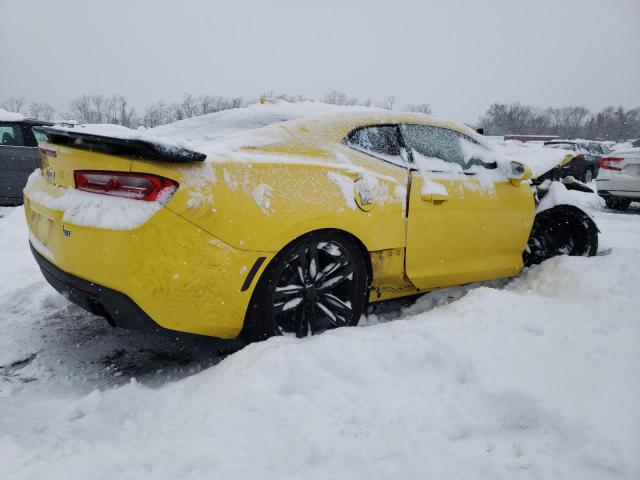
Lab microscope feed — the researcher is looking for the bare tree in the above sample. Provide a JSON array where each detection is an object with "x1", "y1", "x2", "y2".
[
  {"x1": 178, "y1": 93, "x2": 198, "y2": 119},
  {"x1": 28, "y1": 102, "x2": 56, "y2": 121},
  {"x1": 405, "y1": 103, "x2": 432, "y2": 115},
  {"x1": 324, "y1": 90, "x2": 359, "y2": 106},
  {"x1": 142, "y1": 101, "x2": 174, "y2": 127},
  {"x1": 67, "y1": 94, "x2": 138, "y2": 126},
  {"x1": 479, "y1": 102, "x2": 640, "y2": 140},
  {"x1": 1, "y1": 96, "x2": 27, "y2": 113},
  {"x1": 377, "y1": 96, "x2": 395, "y2": 110}
]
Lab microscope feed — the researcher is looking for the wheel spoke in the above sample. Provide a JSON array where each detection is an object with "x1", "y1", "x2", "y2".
[
  {"x1": 319, "y1": 264, "x2": 354, "y2": 290},
  {"x1": 273, "y1": 284, "x2": 304, "y2": 301},
  {"x1": 321, "y1": 293, "x2": 352, "y2": 313},
  {"x1": 316, "y1": 261, "x2": 340, "y2": 283},
  {"x1": 315, "y1": 301, "x2": 338, "y2": 326},
  {"x1": 272, "y1": 296, "x2": 303, "y2": 316},
  {"x1": 297, "y1": 246, "x2": 308, "y2": 283},
  {"x1": 308, "y1": 243, "x2": 319, "y2": 280}
]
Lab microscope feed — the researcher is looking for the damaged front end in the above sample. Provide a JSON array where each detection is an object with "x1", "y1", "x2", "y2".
[{"x1": 524, "y1": 175, "x2": 599, "y2": 266}]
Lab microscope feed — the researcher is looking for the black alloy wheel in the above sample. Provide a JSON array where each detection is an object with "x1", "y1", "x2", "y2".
[{"x1": 243, "y1": 232, "x2": 369, "y2": 341}]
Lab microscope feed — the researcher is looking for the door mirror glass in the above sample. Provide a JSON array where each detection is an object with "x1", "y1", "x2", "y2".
[{"x1": 508, "y1": 161, "x2": 532, "y2": 181}]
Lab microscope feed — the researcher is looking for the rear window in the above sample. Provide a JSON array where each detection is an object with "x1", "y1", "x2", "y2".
[
  {"x1": 345, "y1": 125, "x2": 405, "y2": 165},
  {"x1": 0, "y1": 124, "x2": 25, "y2": 147}
]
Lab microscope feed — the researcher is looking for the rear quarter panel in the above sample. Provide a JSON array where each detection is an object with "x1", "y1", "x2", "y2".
[{"x1": 131, "y1": 149, "x2": 408, "y2": 254}]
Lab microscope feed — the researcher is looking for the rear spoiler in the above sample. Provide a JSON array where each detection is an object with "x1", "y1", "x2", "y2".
[{"x1": 33, "y1": 126, "x2": 206, "y2": 163}]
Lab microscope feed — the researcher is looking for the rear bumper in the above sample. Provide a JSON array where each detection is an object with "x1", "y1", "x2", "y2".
[
  {"x1": 597, "y1": 177, "x2": 640, "y2": 200},
  {"x1": 24, "y1": 172, "x2": 272, "y2": 338},
  {"x1": 31, "y1": 243, "x2": 170, "y2": 333}
]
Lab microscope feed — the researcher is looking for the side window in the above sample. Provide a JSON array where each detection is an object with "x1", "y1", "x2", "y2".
[
  {"x1": 0, "y1": 124, "x2": 25, "y2": 147},
  {"x1": 32, "y1": 130, "x2": 50, "y2": 143},
  {"x1": 345, "y1": 125, "x2": 404, "y2": 164},
  {"x1": 400, "y1": 124, "x2": 496, "y2": 171}
]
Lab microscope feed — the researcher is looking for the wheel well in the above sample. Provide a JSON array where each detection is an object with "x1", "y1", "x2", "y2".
[
  {"x1": 277, "y1": 228, "x2": 373, "y2": 284},
  {"x1": 524, "y1": 204, "x2": 599, "y2": 266},
  {"x1": 240, "y1": 227, "x2": 373, "y2": 342}
]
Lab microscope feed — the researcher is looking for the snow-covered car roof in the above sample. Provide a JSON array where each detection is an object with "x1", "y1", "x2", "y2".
[
  {"x1": 149, "y1": 100, "x2": 380, "y2": 143},
  {"x1": 0, "y1": 108, "x2": 26, "y2": 122},
  {"x1": 48, "y1": 100, "x2": 499, "y2": 162}
]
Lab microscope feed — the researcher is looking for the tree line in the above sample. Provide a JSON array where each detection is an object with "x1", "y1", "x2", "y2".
[
  {"x1": 479, "y1": 102, "x2": 640, "y2": 141},
  {"x1": 1, "y1": 91, "x2": 431, "y2": 129},
  {"x1": 2, "y1": 93, "x2": 638, "y2": 140}
]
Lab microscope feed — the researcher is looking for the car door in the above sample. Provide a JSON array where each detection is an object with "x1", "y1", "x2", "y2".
[
  {"x1": 341, "y1": 123, "x2": 410, "y2": 249},
  {"x1": 401, "y1": 124, "x2": 534, "y2": 290},
  {"x1": 0, "y1": 122, "x2": 40, "y2": 204}
]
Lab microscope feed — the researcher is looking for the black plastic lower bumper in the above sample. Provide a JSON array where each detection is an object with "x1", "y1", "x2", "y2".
[{"x1": 30, "y1": 244, "x2": 170, "y2": 334}]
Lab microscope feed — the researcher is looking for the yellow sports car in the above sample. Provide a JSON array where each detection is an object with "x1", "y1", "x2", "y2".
[{"x1": 24, "y1": 101, "x2": 598, "y2": 341}]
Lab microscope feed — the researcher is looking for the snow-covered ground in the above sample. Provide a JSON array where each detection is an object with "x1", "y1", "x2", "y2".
[{"x1": 1, "y1": 191, "x2": 639, "y2": 479}]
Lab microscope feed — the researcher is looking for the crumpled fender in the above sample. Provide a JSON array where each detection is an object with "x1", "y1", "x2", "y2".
[{"x1": 523, "y1": 204, "x2": 599, "y2": 266}]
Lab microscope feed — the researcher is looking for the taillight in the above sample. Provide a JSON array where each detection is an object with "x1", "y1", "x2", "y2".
[
  {"x1": 74, "y1": 171, "x2": 178, "y2": 202},
  {"x1": 599, "y1": 157, "x2": 623, "y2": 171}
]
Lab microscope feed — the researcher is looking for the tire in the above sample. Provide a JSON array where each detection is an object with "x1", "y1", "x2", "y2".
[
  {"x1": 583, "y1": 168, "x2": 593, "y2": 183},
  {"x1": 242, "y1": 231, "x2": 369, "y2": 342},
  {"x1": 605, "y1": 197, "x2": 631, "y2": 211},
  {"x1": 523, "y1": 205, "x2": 598, "y2": 266}
]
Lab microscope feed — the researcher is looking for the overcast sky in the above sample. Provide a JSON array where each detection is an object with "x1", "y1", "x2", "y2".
[{"x1": 2, "y1": 0, "x2": 639, "y2": 123}]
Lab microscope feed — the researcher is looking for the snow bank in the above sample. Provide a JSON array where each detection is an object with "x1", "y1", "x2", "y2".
[
  {"x1": 0, "y1": 108, "x2": 25, "y2": 122},
  {"x1": 1, "y1": 204, "x2": 640, "y2": 479}
]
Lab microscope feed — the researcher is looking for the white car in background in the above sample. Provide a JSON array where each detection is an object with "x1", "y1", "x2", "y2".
[{"x1": 596, "y1": 139, "x2": 640, "y2": 210}]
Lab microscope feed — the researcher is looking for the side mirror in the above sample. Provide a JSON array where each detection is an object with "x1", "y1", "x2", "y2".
[{"x1": 508, "y1": 161, "x2": 532, "y2": 186}]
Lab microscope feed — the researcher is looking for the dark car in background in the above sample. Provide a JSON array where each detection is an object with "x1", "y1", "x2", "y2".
[
  {"x1": 0, "y1": 119, "x2": 52, "y2": 205},
  {"x1": 542, "y1": 140, "x2": 609, "y2": 183}
]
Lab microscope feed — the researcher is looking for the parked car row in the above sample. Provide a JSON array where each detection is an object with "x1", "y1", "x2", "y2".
[
  {"x1": 534, "y1": 138, "x2": 639, "y2": 211},
  {"x1": 0, "y1": 116, "x2": 52, "y2": 205},
  {"x1": 596, "y1": 138, "x2": 640, "y2": 211},
  {"x1": 542, "y1": 140, "x2": 610, "y2": 183}
]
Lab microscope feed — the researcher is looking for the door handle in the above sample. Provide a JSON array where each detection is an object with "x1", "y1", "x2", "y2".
[{"x1": 421, "y1": 193, "x2": 449, "y2": 202}]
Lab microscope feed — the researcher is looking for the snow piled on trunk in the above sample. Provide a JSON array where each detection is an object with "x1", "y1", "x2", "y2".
[{"x1": 1, "y1": 200, "x2": 639, "y2": 479}]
